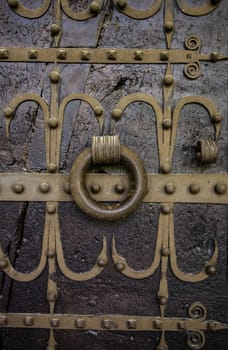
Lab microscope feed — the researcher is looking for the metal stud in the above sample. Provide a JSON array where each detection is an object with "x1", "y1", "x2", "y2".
[
  {"x1": 12, "y1": 183, "x2": 24, "y2": 194},
  {"x1": 97, "y1": 258, "x2": 107, "y2": 267},
  {"x1": 115, "y1": 262, "x2": 125, "y2": 271},
  {"x1": 24, "y1": 316, "x2": 34, "y2": 326},
  {"x1": 0, "y1": 49, "x2": 9, "y2": 59},
  {"x1": 50, "y1": 318, "x2": 60, "y2": 328},
  {"x1": 51, "y1": 24, "x2": 60, "y2": 36},
  {"x1": 164, "y1": 183, "x2": 176, "y2": 194},
  {"x1": 28, "y1": 49, "x2": 38, "y2": 59},
  {"x1": 90, "y1": 183, "x2": 101, "y2": 194},
  {"x1": 111, "y1": 108, "x2": 122, "y2": 120},
  {"x1": 39, "y1": 183, "x2": 50, "y2": 193},
  {"x1": 160, "y1": 162, "x2": 171, "y2": 174},
  {"x1": 56, "y1": 49, "x2": 67, "y2": 60},
  {"x1": 94, "y1": 106, "x2": 103, "y2": 116},
  {"x1": 163, "y1": 75, "x2": 174, "y2": 86},
  {"x1": 161, "y1": 204, "x2": 171, "y2": 215},
  {"x1": 47, "y1": 204, "x2": 56, "y2": 215},
  {"x1": 161, "y1": 248, "x2": 170, "y2": 257},
  {"x1": 160, "y1": 51, "x2": 169, "y2": 61},
  {"x1": 158, "y1": 296, "x2": 168, "y2": 305},
  {"x1": 178, "y1": 321, "x2": 186, "y2": 330},
  {"x1": 134, "y1": 50, "x2": 144, "y2": 61},
  {"x1": 80, "y1": 50, "x2": 91, "y2": 61},
  {"x1": 47, "y1": 292, "x2": 57, "y2": 302},
  {"x1": 127, "y1": 319, "x2": 136, "y2": 329},
  {"x1": 189, "y1": 184, "x2": 200, "y2": 194},
  {"x1": 63, "y1": 182, "x2": 71, "y2": 194},
  {"x1": 3, "y1": 107, "x2": 14, "y2": 118},
  {"x1": 212, "y1": 112, "x2": 223, "y2": 123},
  {"x1": 154, "y1": 319, "x2": 162, "y2": 329},
  {"x1": 0, "y1": 316, "x2": 7, "y2": 326},
  {"x1": 114, "y1": 184, "x2": 125, "y2": 194},
  {"x1": 107, "y1": 49, "x2": 117, "y2": 60},
  {"x1": 8, "y1": 0, "x2": 19, "y2": 8},
  {"x1": 49, "y1": 71, "x2": 60, "y2": 83},
  {"x1": 210, "y1": 52, "x2": 219, "y2": 62},
  {"x1": 89, "y1": 1, "x2": 100, "y2": 14},
  {"x1": 75, "y1": 318, "x2": 85, "y2": 329},
  {"x1": 102, "y1": 319, "x2": 112, "y2": 329},
  {"x1": 48, "y1": 117, "x2": 59, "y2": 129},
  {"x1": 206, "y1": 265, "x2": 216, "y2": 275},
  {"x1": 214, "y1": 183, "x2": 227, "y2": 195},
  {"x1": 117, "y1": 0, "x2": 127, "y2": 9},
  {"x1": 0, "y1": 259, "x2": 8, "y2": 269},
  {"x1": 46, "y1": 249, "x2": 55, "y2": 258},
  {"x1": 207, "y1": 321, "x2": 218, "y2": 331},
  {"x1": 162, "y1": 119, "x2": 172, "y2": 129},
  {"x1": 47, "y1": 163, "x2": 57, "y2": 173},
  {"x1": 164, "y1": 21, "x2": 174, "y2": 33}
]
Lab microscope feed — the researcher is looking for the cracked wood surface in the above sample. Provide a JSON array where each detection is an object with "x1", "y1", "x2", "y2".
[{"x1": 0, "y1": 0, "x2": 228, "y2": 349}]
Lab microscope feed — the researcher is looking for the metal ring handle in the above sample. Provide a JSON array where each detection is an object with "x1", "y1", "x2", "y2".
[{"x1": 70, "y1": 145, "x2": 147, "y2": 221}]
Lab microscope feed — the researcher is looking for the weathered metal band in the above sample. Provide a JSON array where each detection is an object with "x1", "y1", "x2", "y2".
[
  {"x1": 0, "y1": 47, "x2": 227, "y2": 64},
  {"x1": 0, "y1": 313, "x2": 227, "y2": 332},
  {"x1": 0, "y1": 173, "x2": 227, "y2": 203}
]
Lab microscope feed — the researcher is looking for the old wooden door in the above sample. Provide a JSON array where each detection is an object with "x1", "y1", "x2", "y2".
[{"x1": 0, "y1": 1, "x2": 227, "y2": 349}]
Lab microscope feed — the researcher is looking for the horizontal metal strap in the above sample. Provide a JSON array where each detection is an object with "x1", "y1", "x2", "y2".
[
  {"x1": 0, "y1": 47, "x2": 208, "y2": 64},
  {"x1": 0, "y1": 313, "x2": 226, "y2": 331},
  {"x1": 0, "y1": 173, "x2": 227, "y2": 203}
]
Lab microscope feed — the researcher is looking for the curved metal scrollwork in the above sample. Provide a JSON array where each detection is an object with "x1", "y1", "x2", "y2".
[
  {"x1": 61, "y1": 0, "x2": 103, "y2": 21},
  {"x1": 112, "y1": 0, "x2": 163, "y2": 19},
  {"x1": 176, "y1": 0, "x2": 220, "y2": 16},
  {"x1": 7, "y1": 0, "x2": 51, "y2": 19}
]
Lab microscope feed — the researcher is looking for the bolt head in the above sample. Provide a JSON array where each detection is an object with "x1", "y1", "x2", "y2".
[
  {"x1": 127, "y1": 319, "x2": 136, "y2": 329},
  {"x1": 165, "y1": 183, "x2": 176, "y2": 194},
  {"x1": 51, "y1": 24, "x2": 60, "y2": 36},
  {"x1": 8, "y1": 0, "x2": 19, "y2": 8},
  {"x1": 189, "y1": 184, "x2": 200, "y2": 194},
  {"x1": 12, "y1": 183, "x2": 24, "y2": 194},
  {"x1": 97, "y1": 258, "x2": 107, "y2": 267},
  {"x1": 161, "y1": 247, "x2": 170, "y2": 256},
  {"x1": 57, "y1": 49, "x2": 67, "y2": 60},
  {"x1": 3, "y1": 107, "x2": 14, "y2": 118},
  {"x1": 114, "y1": 184, "x2": 125, "y2": 194},
  {"x1": 116, "y1": 262, "x2": 125, "y2": 271},
  {"x1": 0, "y1": 259, "x2": 8, "y2": 269},
  {"x1": 47, "y1": 163, "x2": 57, "y2": 173},
  {"x1": 212, "y1": 112, "x2": 223, "y2": 123},
  {"x1": 0, "y1": 316, "x2": 7, "y2": 326},
  {"x1": 47, "y1": 292, "x2": 57, "y2": 302},
  {"x1": 48, "y1": 117, "x2": 59, "y2": 128},
  {"x1": 163, "y1": 75, "x2": 174, "y2": 86},
  {"x1": 215, "y1": 183, "x2": 227, "y2": 195},
  {"x1": 24, "y1": 316, "x2": 34, "y2": 326},
  {"x1": 50, "y1": 318, "x2": 59, "y2": 327},
  {"x1": 47, "y1": 204, "x2": 56, "y2": 214},
  {"x1": 94, "y1": 106, "x2": 103, "y2": 116},
  {"x1": 90, "y1": 183, "x2": 101, "y2": 194},
  {"x1": 160, "y1": 162, "x2": 171, "y2": 174},
  {"x1": 107, "y1": 49, "x2": 117, "y2": 60},
  {"x1": 49, "y1": 71, "x2": 60, "y2": 83},
  {"x1": 162, "y1": 119, "x2": 172, "y2": 129},
  {"x1": 158, "y1": 296, "x2": 168, "y2": 305},
  {"x1": 80, "y1": 50, "x2": 90, "y2": 61},
  {"x1": 117, "y1": 0, "x2": 127, "y2": 9},
  {"x1": 89, "y1": 1, "x2": 100, "y2": 14},
  {"x1": 160, "y1": 51, "x2": 169, "y2": 61},
  {"x1": 39, "y1": 182, "x2": 50, "y2": 193},
  {"x1": 63, "y1": 182, "x2": 71, "y2": 194},
  {"x1": 164, "y1": 21, "x2": 174, "y2": 33},
  {"x1": 75, "y1": 318, "x2": 85, "y2": 328},
  {"x1": 46, "y1": 248, "x2": 55, "y2": 258},
  {"x1": 28, "y1": 49, "x2": 38, "y2": 59},
  {"x1": 206, "y1": 265, "x2": 216, "y2": 275},
  {"x1": 134, "y1": 50, "x2": 144, "y2": 61},
  {"x1": 161, "y1": 204, "x2": 171, "y2": 215},
  {"x1": 102, "y1": 320, "x2": 112, "y2": 329},
  {"x1": 111, "y1": 108, "x2": 122, "y2": 120}
]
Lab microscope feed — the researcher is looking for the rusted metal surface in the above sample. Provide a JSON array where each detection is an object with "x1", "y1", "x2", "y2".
[{"x1": 0, "y1": 0, "x2": 228, "y2": 349}]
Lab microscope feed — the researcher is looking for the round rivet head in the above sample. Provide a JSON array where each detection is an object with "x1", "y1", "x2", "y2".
[
  {"x1": 47, "y1": 204, "x2": 56, "y2": 214},
  {"x1": 12, "y1": 183, "x2": 24, "y2": 194},
  {"x1": 0, "y1": 259, "x2": 8, "y2": 269},
  {"x1": 214, "y1": 183, "x2": 227, "y2": 195},
  {"x1": 161, "y1": 204, "x2": 171, "y2": 215},
  {"x1": 48, "y1": 117, "x2": 58, "y2": 129},
  {"x1": 212, "y1": 112, "x2": 223, "y2": 123},
  {"x1": 158, "y1": 296, "x2": 168, "y2": 305},
  {"x1": 89, "y1": 1, "x2": 100, "y2": 14},
  {"x1": 46, "y1": 249, "x2": 55, "y2": 258},
  {"x1": 163, "y1": 74, "x2": 174, "y2": 86},
  {"x1": 161, "y1": 162, "x2": 171, "y2": 174},
  {"x1": 114, "y1": 184, "x2": 125, "y2": 194},
  {"x1": 47, "y1": 292, "x2": 57, "y2": 302},
  {"x1": 116, "y1": 262, "x2": 125, "y2": 271},
  {"x1": 63, "y1": 182, "x2": 71, "y2": 194},
  {"x1": 39, "y1": 182, "x2": 50, "y2": 193},
  {"x1": 24, "y1": 316, "x2": 34, "y2": 326},
  {"x1": 47, "y1": 163, "x2": 57, "y2": 173},
  {"x1": 90, "y1": 183, "x2": 101, "y2": 194},
  {"x1": 94, "y1": 106, "x2": 103, "y2": 117},
  {"x1": 164, "y1": 21, "x2": 174, "y2": 33},
  {"x1": 189, "y1": 184, "x2": 200, "y2": 194},
  {"x1": 162, "y1": 119, "x2": 172, "y2": 129},
  {"x1": 165, "y1": 183, "x2": 176, "y2": 194},
  {"x1": 3, "y1": 107, "x2": 14, "y2": 118},
  {"x1": 117, "y1": 0, "x2": 127, "y2": 9},
  {"x1": 49, "y1": 71, "x2": 60, "y2": 83},
  {"x1": 8, "y1": 0, "x2": 19, "y2": 8},
  {"x1": 206, "y1": 265, "x2": 216, "y2": 275},
  {"x1": 161, "y1": 247, "x2": 170, "y2": 256},
  {"x1": 97, "y1": 258, "x2": 107, "y2": 267},
  {"x1": 111, "y1": 108, "x2": 122, "y2": 120},
  {"x1": 51, "y1": 24, "x2": 60, "y2": 36}
]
